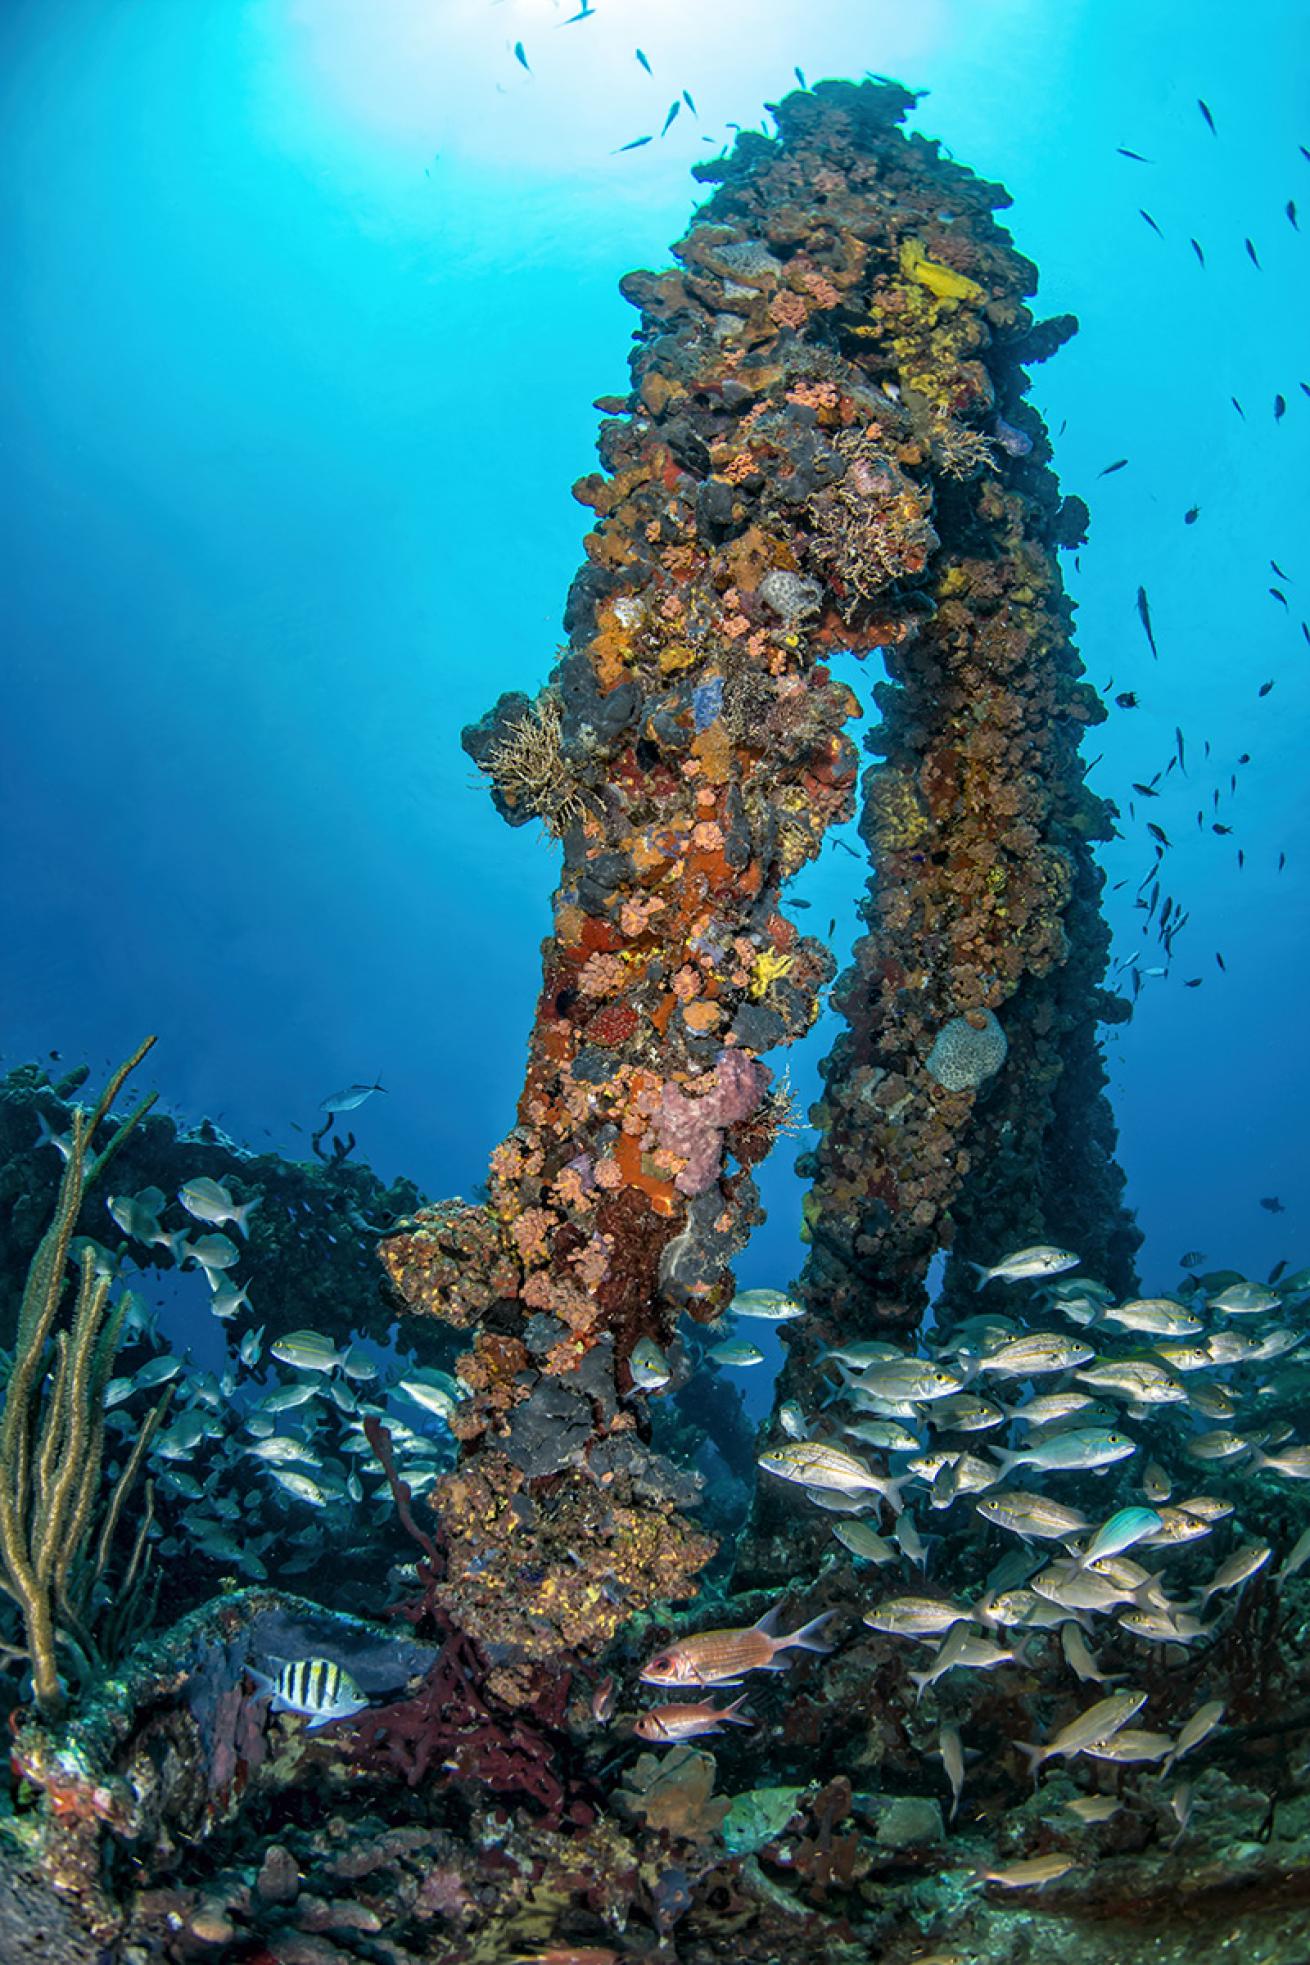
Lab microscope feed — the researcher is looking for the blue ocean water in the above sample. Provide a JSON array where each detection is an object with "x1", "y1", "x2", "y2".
[{"x1": 3, "y1": 0, "x2": 1306, "y2": 1409}]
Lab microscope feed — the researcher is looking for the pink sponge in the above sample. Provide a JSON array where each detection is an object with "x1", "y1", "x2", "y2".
[{"x1": 656, "y1": 1050, "x2": 768, "y2": 1195}]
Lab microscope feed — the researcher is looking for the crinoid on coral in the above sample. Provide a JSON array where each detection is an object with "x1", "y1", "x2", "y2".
[
  {"x1": 804, "y1": 427, "x2": 940, "y2": 612},
  {"x1": 471, "y1": 688, "x2": 589, "y2": 837},
  {"x1": 928, "y1": 414, "x2": 1000, "y2": 480}
]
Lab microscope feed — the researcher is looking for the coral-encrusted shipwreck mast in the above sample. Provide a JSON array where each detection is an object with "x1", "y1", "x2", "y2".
[{"x1": 381, "y1": 79, "x2": 1135, "y2": 1688}]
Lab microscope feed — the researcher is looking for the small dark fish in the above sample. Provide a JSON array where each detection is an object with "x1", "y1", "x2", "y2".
[
  {"x1": 683, "y1": 89, "x2": 697, "y2": 114},
  {"x1": 1232, "y1": 397, "x2": 1245, "y2": 418},
  {"x1": 1270, "y1": 588, "x2": 1288, "y2": 607},
  {"x1": 635, "y1": 47, "x2": 652, "y2": 74},
  {"x1": 1175, "y1": 726, "x2": 1186, "y2": 772},
  {"x1": 1164, "y1": 757, "x2": 1178, "y2": 777},
  {"x1": 1275, "y1": 394, "x2": 1287, "y2": 421},
  {"x1": 1147, "y1": 822, "x2": 1171, "y2": 847},
  {"x1": 1184, "y1": 505, "x2": 1200, "y2": 524},
  {"x1": 827, "y1": 918, "x2": 836, "y2": 938},
  {"x1": 1258, "y1": 680, "x2": 1275, "y2": 696},
  {"x1": 1198, "y1": 99, "x2": 1217, "y2": 135},
  {"x1": 1136, "y1": 585, "x2": 1159, "y2": 659},
  {"x1": 1260, "y1": 1196, "x2": 1286, "y2": 1214},
  {"x1": 1269, "y1": 1258, "x2": 1289, "y2": 1285},
  {"x1": 1271, "y1": 559, "x2": 1292, "y2": 579},
  {"x1": 614, "y1": 135, "x2": 653, "y2": 151},
  {"x1": 1132, "y1": 970, "x2": 1143, "y2": 1000},
  {"x1": 1278, "y1": 851, "x2": 1287, "y2": 871},
  {"x1": 1302, "y1": 145, "x2": 1310, "y2": 162},
  {"x1": 1216, "y1": 952, "x2": 1226, "y2": 971},
  {"x1": 513, "y1": 40, "x2": 530, "y2": 71},
  {"x1": 1245, "y1": 237, "x2": 1261, "y2": 268},
  {"x1": 1303, "y1": 621, "x2": 1310, "y2": 645},
  {"x1": 1195, "y1": 810, "x2": 1204, "y2": 829},
  {"x1": 1132, "y1": 782, "x2": 1160, "y2": 798},
  {"x1": 1115, "y1": 691, "x2": 1139, "y2": 709},
  {"x1": 1190, "y1": 238, "x2": 1206, "y2": 268},
  {"x1": 1111, "y1": 879, "x2": 1128, "y2": 891},
  {"x1": 790, "y1": 898, "x2": 812, "y2": 910},
  {"x1": 1238, "y1": 753, "x2": 1251, "y2": 764},
  {"x1": 1139, "y1": 209, "x2": 1163, "y2": 237},
  {"x1": 1238, "y1": 849, "x2": 1246, "y2": 868},
  {"x1": 1179, "y1": 1250, "x2": 1206, "y2": 1269},
  {"x1": 1213, "y1": 790, "x2": 1220, "y2": 811},
  {"x1": 1117, "y1": 147, "x2": 1151, "y2": 161},
  {"x1": 795, "y1": 66, "x2": 808, "y2": 89},
  {"x1": 1184, "y1": 978, "x2": 1202, "y2": 988},
  {"x1": 1288, "y1": 200, "x2": 1299, "y2": 230},
  {"x1": 1212, "y1": 823, "x2": 1233, "y2": 835},
  {"x1": 660, "y1": 100, "x2": 680, "y2": 136},
  {"x1": 1099, "y1": 458, "x2": 1129, "y2": 477},
  {"x1": 834, "y1": 838, "x2": 859, "y2": 858}
]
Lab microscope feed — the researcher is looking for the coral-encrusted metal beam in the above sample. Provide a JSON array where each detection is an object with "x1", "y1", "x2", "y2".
[{"x1": 381, "y1": 78, "x2": 1131, "y2": 1681}]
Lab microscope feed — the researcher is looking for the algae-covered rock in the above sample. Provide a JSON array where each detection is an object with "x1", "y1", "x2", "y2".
[{"x1": 722, "y1": 1784, "x2": 806, "y2": 1854}]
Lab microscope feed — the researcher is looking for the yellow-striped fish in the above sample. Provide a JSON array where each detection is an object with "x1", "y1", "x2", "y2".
[{"x1": 249, "y1": 1656, "x2": 368, "y2": 1729}]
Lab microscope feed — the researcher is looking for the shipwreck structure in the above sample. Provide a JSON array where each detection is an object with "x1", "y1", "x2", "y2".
[{"x1": 377, "y1": 77, "x2": 1137, "y2": 1679}]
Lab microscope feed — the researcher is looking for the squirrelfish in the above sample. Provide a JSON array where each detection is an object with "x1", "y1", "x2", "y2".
[
  {"x1": 634, "y1": 1694, "x2": 753, "y2": 1740},
  {"x1": 639, "y1": 1603, "x2": 833, "y2": 1686}
]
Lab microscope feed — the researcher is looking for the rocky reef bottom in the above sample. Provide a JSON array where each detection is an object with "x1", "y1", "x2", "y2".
[
  {"x1": 3, "y1": 1760, "x2": 1310, "y2": 1965},
  {"x1": 3, "y1": 1578, "x2": 1308, "y2": 1965}
]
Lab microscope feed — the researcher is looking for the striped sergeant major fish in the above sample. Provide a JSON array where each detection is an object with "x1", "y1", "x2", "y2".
[{"x1": 248, "y1": 1655, "x2": 368, "y2": 1729}]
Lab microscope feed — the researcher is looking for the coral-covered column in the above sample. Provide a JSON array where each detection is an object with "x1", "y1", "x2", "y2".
[{"x1": 380, "y1": 78, "x2": 1135, "y2": 1682}]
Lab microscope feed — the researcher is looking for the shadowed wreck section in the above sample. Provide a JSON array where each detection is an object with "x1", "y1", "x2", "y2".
[{"x1": 380, "y1": 77, "x2": 1136, "y2": 1683}]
